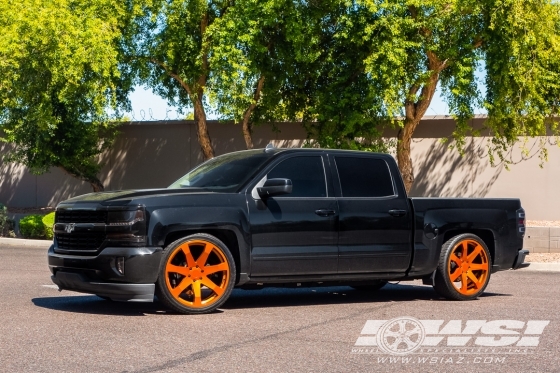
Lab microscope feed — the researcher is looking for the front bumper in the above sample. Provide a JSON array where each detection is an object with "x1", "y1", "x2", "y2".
[{"x1": 48, "y1": 245, "x2": 162, "y2": 302}]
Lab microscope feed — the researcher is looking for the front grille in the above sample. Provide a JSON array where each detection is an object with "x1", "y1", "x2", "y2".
[
  {"x1": 56, "y1": 210, "x2": 108, "y2": 224},
  {"x1": 55, "y1": 232, "x2": 106, "y2": 251}
]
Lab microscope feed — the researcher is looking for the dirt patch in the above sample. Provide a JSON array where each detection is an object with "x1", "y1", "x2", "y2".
[
  {"x1": 527, "y1": 220, "x2": 560, "y2": 227},
  {"x1": 525, "y1": 253, "x2": 560, "y2": 263}
]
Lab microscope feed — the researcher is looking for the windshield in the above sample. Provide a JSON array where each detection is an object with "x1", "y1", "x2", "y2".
[{"x1": 168, "y1": 150, "x2": 273, "y2": 192}]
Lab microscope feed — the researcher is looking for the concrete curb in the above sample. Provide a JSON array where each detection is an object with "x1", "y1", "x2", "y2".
[
  {"x1": 525, "y1": 226, "x2": 560, "y2": 253},
  {"x1": 0, "y1": 237, "x2": 52, "y2": 248},
  {"x1": 519, "y1": 262, "x2": 560, "y2": 272}
]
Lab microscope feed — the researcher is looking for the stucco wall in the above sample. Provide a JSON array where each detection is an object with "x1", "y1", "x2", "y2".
[{"x1": 1, "y1": 117, "x2": 559, "y2": 220}]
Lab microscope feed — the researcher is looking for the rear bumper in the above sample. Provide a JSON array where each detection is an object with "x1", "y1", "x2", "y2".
[
  {"x1": 512, "y1": 249, "x2": 530, "y2": 270},
  {"x1": 48, "y1": 244, "x2": 162, "y2": 301}
]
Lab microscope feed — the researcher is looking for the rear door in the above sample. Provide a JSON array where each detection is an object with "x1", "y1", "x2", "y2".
[
  {"x1": 330, "y1": 154, "x2": 412, "y2": 273},
  {"x1": 247, "y1": 154, "x2": 338, "y2": 276}
]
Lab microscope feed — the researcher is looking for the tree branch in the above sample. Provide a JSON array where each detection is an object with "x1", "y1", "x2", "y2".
[{"x1": 149, "y1": 59, "x2": 193, "y2": 96}]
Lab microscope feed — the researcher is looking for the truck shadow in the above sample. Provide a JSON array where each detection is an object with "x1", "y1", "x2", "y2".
[{"x1": 31, "y1": 283, "x2": 510, "y2": 316}]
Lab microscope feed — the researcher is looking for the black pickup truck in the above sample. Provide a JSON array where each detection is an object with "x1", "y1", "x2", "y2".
[{"x1": 48, "y1": 147, "x2": 529, "y2": 314}]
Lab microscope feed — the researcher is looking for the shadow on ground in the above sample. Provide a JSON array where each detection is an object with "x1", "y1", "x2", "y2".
[{"x1": 32, "y1": 284, "x2": 511, "y2": 316}]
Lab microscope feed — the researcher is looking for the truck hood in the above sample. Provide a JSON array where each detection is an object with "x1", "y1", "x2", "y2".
[{"x1": 61, "y1": 188, "x2": 211, "y2": 204}]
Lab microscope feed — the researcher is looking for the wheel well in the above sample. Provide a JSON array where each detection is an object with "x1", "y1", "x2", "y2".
[
  {"x1": 163, "y1": 229, "x2": 241, "y2": 282},
  {"x1": 442, "y1": 229, "x2": 496, "y2": 263}
]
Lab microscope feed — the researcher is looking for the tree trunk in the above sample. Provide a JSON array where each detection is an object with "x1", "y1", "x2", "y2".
[
  {"x1": 396, "y1": 50, "x2": 446, "y2": 193},
  {"x1": 240, "y1": 75, "x2": 265, "y2": 150},
  {"x1": 241, "y1": 119, "x2": 253, "y2": 149},
  {"x1": 89, "y1": 178, "x2": 105, "y2": 192},
  {"x1": 193, "y1": 94, "x2": 214, "y2": 160},
  {"x1": 60, "y1": 166, "x2": 105, "y2": 192},
  {"x1": 397, "y1": 118, "x2": 421, "y2": 193}
]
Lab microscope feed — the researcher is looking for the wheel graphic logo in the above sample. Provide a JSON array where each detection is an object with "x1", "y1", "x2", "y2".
[{"x1": 376, "y1": 317, "x2": 425, "y2": 355}]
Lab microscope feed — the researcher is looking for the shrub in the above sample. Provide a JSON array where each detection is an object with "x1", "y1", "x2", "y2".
[
  {"x1": 42, "y1": 212, "x2": 55, "y2": 240},
  {"x1": 0, "y1": 204, "x2": 8, "y2": 236},
  {"x1": 19, "y1": 215, "x2": 47, "y2": 239}
]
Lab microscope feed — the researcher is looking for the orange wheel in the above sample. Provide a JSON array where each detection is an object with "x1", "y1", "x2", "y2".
[
  {"x1": 156, "y1": 234, "x2": 236, "y2": 314},
  {"x1": 434, "y1": 234, "x2": 491, "y2": 300}
]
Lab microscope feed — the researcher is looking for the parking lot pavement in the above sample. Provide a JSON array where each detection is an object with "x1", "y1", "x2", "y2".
[{"x1": 1, "y1": 245, "x2": 559, "y2": 373}]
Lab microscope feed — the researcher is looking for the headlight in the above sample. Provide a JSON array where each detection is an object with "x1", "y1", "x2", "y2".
[{"x1": 108, "y1": 207, "x2": 145, "y2": 226}]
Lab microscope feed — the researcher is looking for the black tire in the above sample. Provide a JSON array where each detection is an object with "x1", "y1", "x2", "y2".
[
  {"x1": 351, "y1": 280, "x2": 388, "y2": 292},
  {"x1": 433, "y1": 233, "x2": 491, "y2": 301},
  {"x1": 156, "y1": 233, "x2": 236, "y2": 314}
]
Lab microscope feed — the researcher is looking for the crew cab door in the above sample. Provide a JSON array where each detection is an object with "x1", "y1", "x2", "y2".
[
  {"x1": 330, "y1": 154, "x2": 412, "y2": 273},
  {"x1": 247, "y1": 154, "x2": 338, "y2": 276}
]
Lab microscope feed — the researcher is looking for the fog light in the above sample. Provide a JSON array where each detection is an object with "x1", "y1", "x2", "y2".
[{"x1": 116, "y1": 257, "x2": 125, "y2": 275}]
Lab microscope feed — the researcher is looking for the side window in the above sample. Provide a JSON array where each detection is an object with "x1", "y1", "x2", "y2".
[
  {"x1": 335, "y1": 157, "x2": 395, "y2": 197},
  {"x1": 267, "y1": 156, "x2": 327, "y2": 197}
]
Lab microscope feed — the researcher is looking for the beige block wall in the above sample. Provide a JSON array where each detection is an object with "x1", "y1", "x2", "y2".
[{"x1": 1, "y1": 118, "x2": 559, "y2": 222}]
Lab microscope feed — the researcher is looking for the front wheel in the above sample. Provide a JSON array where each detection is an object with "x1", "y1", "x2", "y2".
[
  {"x1": 433, "y1": 234, "x2": 491, "y2": 301},
  {"x1": 156, "y1": 234, "x2": 236, "y2": 314}
]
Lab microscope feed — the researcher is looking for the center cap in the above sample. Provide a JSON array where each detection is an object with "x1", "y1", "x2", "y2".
[
  {"x1": 190, "y1": 267, "x2": 202, "y2": 278},
  {"x1": 461, "y1": 263, "x2": 470, "y2": 271}
]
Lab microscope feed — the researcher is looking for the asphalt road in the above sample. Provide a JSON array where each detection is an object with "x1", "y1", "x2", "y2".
[{"x1": 1, "y1": 245, "x2": 558, "y2": 373}]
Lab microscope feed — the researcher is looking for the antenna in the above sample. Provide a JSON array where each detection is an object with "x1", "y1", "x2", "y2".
[{"x1": 264, "y1": 143, "x2": 276, "y2": 153}]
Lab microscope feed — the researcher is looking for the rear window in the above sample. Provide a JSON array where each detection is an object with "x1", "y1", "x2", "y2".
[{"x1": 334, "y1": 156, "x2": 395, "y2": 197}]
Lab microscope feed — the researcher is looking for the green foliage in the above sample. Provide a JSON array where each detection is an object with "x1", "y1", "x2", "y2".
[
  {"x1": 19, "y1": 215, "x2": 47, "y2": 239},
  {"x1": 0, "y1": 203, "x2": 7, "y2": 236},
  {"x1": 0, "y1": 0, "x2": 146, "y2": 190},
  {"x1": 42, "y1": 212, "x2": 56, "y2": 240}
]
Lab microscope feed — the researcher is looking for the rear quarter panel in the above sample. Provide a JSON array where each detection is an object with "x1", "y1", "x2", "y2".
[{"x1": 409, "y1": 198, "x2": 523, "y2": 276}]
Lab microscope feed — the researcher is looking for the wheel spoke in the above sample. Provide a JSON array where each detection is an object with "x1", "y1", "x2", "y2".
[
  {"x1": 467, "y1": 245, "x2": 483, "y2": 263},
  {"x1": 166, "y1": 263, "x2": 189, "y2": 277},
  {"x1": 450, "y1": 253, "x2": 462, "y2": 266},
  {"x1": 204, "y1": 262, "x2": 228, "y2": 275},
  {"x1": 201, "y1": 277, "x2": 224, "y2": 297},
  {"x1": 466, "y1": 270, "x2": 482, "y2": 289},
  {"x1": 449, "y1": 268, "x2": 462, "y2": 282},
  {"x1": 192, "y1": 281, "x2": 202, "y2": 306},
  {"x1": 461, "y1": 241, "x2": 468, "y2": 259},
  {"x1": 470, "y1": 263, "x2": 488, "y2": 271},
  {"x1": 170, "y1": 277, "x2": 193, "y2": 298},
  {"x1": 460, "y1": 273, "x2": 468, "y2": 293},
  {"x1": 180, "y1": 245, "x2": 197, "y2": 267},
  {"x1": 196, "y1": 243, "x2": 213, "y2": 266}
]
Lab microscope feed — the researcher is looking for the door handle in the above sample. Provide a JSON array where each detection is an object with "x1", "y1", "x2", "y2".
[
  {"x1": 315, "y1": 209, "x2": 336, "y2": 217},
  {"x1": 388, "y1": 209, "x2": 407, "y2": 217}
]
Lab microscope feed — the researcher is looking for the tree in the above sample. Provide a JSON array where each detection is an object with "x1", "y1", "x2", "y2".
[
  {"x1": 304, "y1": 0, "x2": 560, "y2": 192},
  {"x1": 127, "y1": 0, "x2": 225, "y2": 160},
  {"x1": 278, "y1": 1, "x2": 394, "y2": 153},
  {"x1": 0, "y1": 0, "x2": 139, "y2": 191},
  {"x1": 208, "y1": 0, "x2": 316, "y2": 149}
]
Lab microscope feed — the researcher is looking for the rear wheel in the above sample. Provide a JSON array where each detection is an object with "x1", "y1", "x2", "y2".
[
  {"x1": 156, "y1": 234, "x2": 236, "y2": 314},
  {"x1": 433, "y1": 234, "x2": 491, "y2": 300}
]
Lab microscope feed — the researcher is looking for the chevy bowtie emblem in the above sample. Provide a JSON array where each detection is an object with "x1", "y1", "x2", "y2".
[{"x1": 65, "y1": 223, "x2": 76, "y2": 233}]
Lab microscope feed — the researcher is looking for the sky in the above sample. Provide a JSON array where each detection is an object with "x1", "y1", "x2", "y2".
[{"x1": 126, "y1": 83, "x2": 485, "y2": 121}]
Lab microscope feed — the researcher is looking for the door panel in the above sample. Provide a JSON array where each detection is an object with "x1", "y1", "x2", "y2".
[
  {"x1": 248, "y1": 197, "x2": 338, "y2": 276},
  {"x1": 332, "y1": 155, "x2": 412, "y2": 273},
  {"x1": 337, "y1": 198, "x2": 411, "y2": 273},
  {"x1": 248, "y1": 154, "x2": 338, "y2": 276}
]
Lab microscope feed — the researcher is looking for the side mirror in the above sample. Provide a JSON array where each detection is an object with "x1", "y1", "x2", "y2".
[{"x1": 257, "y1": 178, "x2": 292, "y2": 199}]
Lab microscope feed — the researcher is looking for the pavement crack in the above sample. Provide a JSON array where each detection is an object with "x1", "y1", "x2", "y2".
[{"x1": 121, "y1": 302, "x2": 398, "y2": 373}]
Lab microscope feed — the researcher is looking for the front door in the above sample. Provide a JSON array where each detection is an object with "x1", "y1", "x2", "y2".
[{"x1": 248, "y1": 154, "x2": 338, "y2": 276}]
